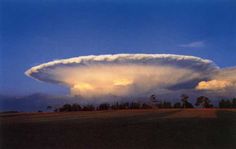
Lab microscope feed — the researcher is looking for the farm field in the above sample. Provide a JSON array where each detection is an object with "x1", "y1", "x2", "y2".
[{"x1": 1, "y1": 109, "x2": 236, "y2": 149}]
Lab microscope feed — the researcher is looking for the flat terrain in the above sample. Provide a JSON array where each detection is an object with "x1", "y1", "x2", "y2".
[{"x1": 0, "y1": 109, "x2": 236, "y2": 149}]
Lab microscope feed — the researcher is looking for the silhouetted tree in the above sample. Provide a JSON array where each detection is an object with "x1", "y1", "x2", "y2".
[
  {"x1": 162, "y1": 102, "x2": 172, "y2": 108},
  {"x1": 219, "y1": 99, "x2": 232, "y2": 108},
  {"x1": 71, "y1": 104, "x2": 82, "y2": 111},
  {"x1": 232, "y1": 98, "x2": 236, "y2": 108},
  {"x1": 150, "y1": 94, "x2": 159, "y2": 103},
  {"x1": 111, "y1": 102, "x2": 120, "y2": 110},
  {"x1": 98, "y1": 103, "x2": 110, "y2": 110},
  {"x1": 195, "y1": 96, "x2": 213, "y2": 108},
  {"x1": 82, "y1": 105, "x2": 95, "y2": 111},
  {"x1": 129, "y1": 102, "x2": 141, "y2": 109},
  {"x1": 47, "y1": 106, "x2": 52, "y2": 110},
  {"x1": 219, "y1": 99, "x2": 225, "y2": 108},
  {"x1": 118, "y1": 102, "x2": 129, "y2": 109},
  {"x1": 181, "y1": 94, "x2": 193, "y2": 108},
  {"x1": 141, "y1": 103, "x2": 152, "y2": 109},
  {"x1": 173, "y1": 102, "x2": 182, "y2": 108},
  {"x1": 150, "y1": 94, "x2": 160, "y2": 108},
  {"x1": 59, "y1": 104, "x2": 72, "y2": 112},
  {"x1": 225, "y1": 100, "x2": 232, "y2": 108}
]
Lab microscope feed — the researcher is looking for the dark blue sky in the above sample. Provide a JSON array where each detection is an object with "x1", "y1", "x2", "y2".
[{"x1": 1, "y1": 0, "x2": 236, "y2": 95}]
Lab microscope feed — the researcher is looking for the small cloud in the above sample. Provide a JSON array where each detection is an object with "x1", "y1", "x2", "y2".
[
  {"x1": 179, "y1": 41, "x2": 205, "y2": 48},
  {"x1": 196, "y1": 80, "x2": 233, "y2": 90}
]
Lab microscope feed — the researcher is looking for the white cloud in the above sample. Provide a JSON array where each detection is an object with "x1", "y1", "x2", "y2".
[{"x1": 26, "y1": 54, "x2": 222, "y2": 99}]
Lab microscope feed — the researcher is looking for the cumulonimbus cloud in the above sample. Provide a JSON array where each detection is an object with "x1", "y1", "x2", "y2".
[{"x1": 25, "y1": 54, "x2": 236, "y2": 99}]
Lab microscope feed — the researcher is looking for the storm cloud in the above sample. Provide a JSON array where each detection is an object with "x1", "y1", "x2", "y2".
[{"x1": 25, "y1": 54, "x2": 236, "y2": 99}]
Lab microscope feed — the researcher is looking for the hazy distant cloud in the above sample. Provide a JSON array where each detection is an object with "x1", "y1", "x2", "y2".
[{"x1": 179, "y1": 41, "x2": 205, "y2": 48}]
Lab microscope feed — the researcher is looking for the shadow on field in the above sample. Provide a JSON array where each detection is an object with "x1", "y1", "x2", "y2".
[
  {"x1": 0, "y1": 110, "x2": 236, "y2": 149},
  {"x1": 214, "y1": 110, "x2": 236, "y2": 149}
]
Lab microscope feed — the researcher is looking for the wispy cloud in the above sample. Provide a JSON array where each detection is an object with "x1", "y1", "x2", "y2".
[{"x1": 179, "y1": 41, "x2": 205, "y2": 48}]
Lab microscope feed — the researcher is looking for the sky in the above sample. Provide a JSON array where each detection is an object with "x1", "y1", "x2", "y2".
[{"x1": 1, "y1": 0, "x2": 236, "y2": 96}]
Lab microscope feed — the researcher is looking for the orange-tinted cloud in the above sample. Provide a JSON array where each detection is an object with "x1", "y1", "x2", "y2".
[
  {"x1": 196, "y1": 67, "x2": 236, "y2": 91},
  {"x1": 196, "y1": 80, "x2": 233, "y2": 90}
]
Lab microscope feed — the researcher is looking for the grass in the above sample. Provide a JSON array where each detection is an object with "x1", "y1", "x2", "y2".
[{"x1": 0, "y1": 109, "x2": 236, "y2": 149}]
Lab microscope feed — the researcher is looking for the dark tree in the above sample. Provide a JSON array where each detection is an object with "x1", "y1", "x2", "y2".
[
  {"x1": 111, "y1": 102, "x2": 120, "y2": 110},
  {"x1": 129, "y1": 102, "x2": 141, "y2": 109},
  {"x1": 150, "y1": 94, "x2": 160, "y2": 108},
  {"x1": 181, "y1": 94, "x2": 193, "y2": 108},
  {"x1": 47, "y1": 106, "x2": 52, "y2": 110},
  {"x1": 150, "y1": 94, "x2": 159, "y2": 103},
  {"x1": 118, "y1": 102, "x2": 130, "y2": 109},
  {"x1": 232, "y1": 98, "x2": 236, "y2": 108},
  {"x1": 219, "y1": 99, "x2": 225, "y2": 108},
  {"x1": 181, "y1": 94, "x2": 189, "y2": 102},
  {"x1": 141, "y1": 103, "x2": 152, "y2": 109},
  {"x1": 219, "y1": 99, "x2": 232, "y2": 108},
  {"x1": 98, "y1": 103, "x2": 110, "y2": 110},
  {"x1": 219, "y1": 99, "x2": 224, "y2": 108},
  {"x1": 71, "y1": 104, "x2": 82, "y2": 111},
  {"x1": 225, "y1": 100, "x2": 232, "y2": 108},
  {"x1": 82, "y1": 105, "x2": 95, "y2": 111},
  {"x1": 173, "y1": 102, "x2": 182, "y2": 108},
  {"x1": 195, "y1": 96, "x2": 213, "y2": 108},
  {"x1": 162, "y1": 102, "x2": 172, "y2": 108},
  {"x1": 59, "y1": 104, "x2": 72, "y2": 112}
]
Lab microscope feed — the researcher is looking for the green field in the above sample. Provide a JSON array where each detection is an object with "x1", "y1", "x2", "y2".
[{"x1": 1, "y1": 109, "x2": 236, "y2": 149}]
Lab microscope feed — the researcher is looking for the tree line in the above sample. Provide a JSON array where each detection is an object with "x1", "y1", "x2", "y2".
[
  {"x1": 50, "y1": 95, "x2": 236, "y2": 112},
  {"x1": 219, "y1": 98, "x2": 236, "y2": 108}
]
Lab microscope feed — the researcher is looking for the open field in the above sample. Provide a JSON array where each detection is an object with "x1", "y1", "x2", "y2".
[{"x1": 1, "y1": 109, "x2": 236, "y2": 149}]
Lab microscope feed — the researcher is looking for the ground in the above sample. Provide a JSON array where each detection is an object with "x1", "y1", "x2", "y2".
[{"x1": 0, "y1": 109, "x2": 236, "y2": 149}]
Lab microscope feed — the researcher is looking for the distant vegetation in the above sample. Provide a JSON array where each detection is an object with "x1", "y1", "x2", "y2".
[
  {"x1": 0, "y1": 111, "x2": 19, "y2": 114},
  {"x1": 219, "y1": 98, "x2": 236, "y2": 108},
  {"x1": 52, "y1": 95, "x2": 236, "y2": 112}
]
